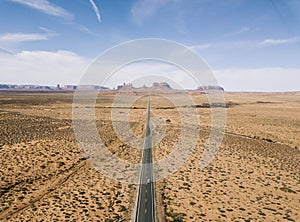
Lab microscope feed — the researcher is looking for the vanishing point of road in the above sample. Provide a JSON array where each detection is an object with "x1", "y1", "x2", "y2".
[{"x1": 135, "y1": 97, "x2": 155, "y2": 222}]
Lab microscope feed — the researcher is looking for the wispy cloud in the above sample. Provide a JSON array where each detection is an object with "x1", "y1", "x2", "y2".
[
  {"x1": 89, "y1": 0, "x2": 101, "y2": 23},
  {"x1": 131, "y1": 0, "x2": 170, "y2": 23},
  {"x1": 8, "y1": 0, "x2": 73, "y2": 19},
  {"x1": 189, "y1": 44, "x2": 212, "y2": 50},
  {"x1": 0, "y1": 46, "x2": 14, "y2": 55},
  {"x1": 0, "y1": 33, "x2": 49, "y2": 43},
  {"x1": 223, "y1": 26, "x2": 251, "y2": 38},
  {"x1": 259, "y1": 37, "x2": 299, "y2": 46},
  {"x1": 189, "y1": 36, "x2": 300, "y2": 53},
  {"x1": 188, "y1": 27, "x2": 251, "y2": 52},
  {"x1": 78, "y1": 25, "x2": 95, "y2": 35},
  {"x1": 0, "y1": 30, "x2": 57, "y2": 53},
  {"x1": 39, "y1": 26, "x2": 55, "y2": 34}
]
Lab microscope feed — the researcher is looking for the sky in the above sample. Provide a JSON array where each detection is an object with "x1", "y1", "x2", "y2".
[{"x1": 0, "y1": 0, "x2": 300, "y2": 91}]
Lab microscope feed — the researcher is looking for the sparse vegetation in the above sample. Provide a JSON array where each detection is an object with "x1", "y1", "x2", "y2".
[
  {"x1": 280, "y1": 187, "x2": 296, "y2": 194},
  {"x1": 166, "y1": 210, "x2": 186, "y2": 222},
  {"x1": 0, "y1": 91, "x2": 299, "y2": 221}
]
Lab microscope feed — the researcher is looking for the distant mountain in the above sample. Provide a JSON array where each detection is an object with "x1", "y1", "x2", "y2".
[
  {"x1": 117, "y1": 82, "x2": 172, "y2": 91},
  {"x1": 116, "y1": 82, "x2": 224, "y2": 92},
  {"x1": 197, "y1": 85, "x2": 224, "y2": 91},
  {"x1": 0, "y1": 84, "x2": 109, "y2": 91},
  {"x1": 0, "y1": 84, "x2": 18, "y2": 89},
  {"x1": 0, "y1": 82, "x2": 224, "y2": 92},
  {"x1": 151, "y1": 82, "x2": 172, "y2": 90},
  {"x1": 0, "y1": 84, "x2": 55, "y2": 90}
]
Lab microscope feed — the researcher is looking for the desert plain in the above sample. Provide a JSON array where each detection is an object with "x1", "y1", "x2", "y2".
[{"x1": 0, "y1": 90, "x2": 299, "y2": 221}]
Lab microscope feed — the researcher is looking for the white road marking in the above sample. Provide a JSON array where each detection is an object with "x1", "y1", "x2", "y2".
[{"x1": 135, "y1": 97, "x2": 155, "y2": 222}]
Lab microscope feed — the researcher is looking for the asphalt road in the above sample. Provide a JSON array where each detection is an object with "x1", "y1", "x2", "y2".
[{"x1": 135, "y1": 97, "x2": 155, "y2": 222}]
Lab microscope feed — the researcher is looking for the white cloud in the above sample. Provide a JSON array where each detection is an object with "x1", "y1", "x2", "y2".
[
  {"x1": 0, "y1": 50, "x2": 89, "y2": 85},
  {"x1": 0, "y1": 32, "x2": 57, "y2": 53},
  {"x1": 259, "y1": 37, "x2": 299, "y2": 46},
  {"x1": 0, "y1": 33, "x2": 49, "y2": 43},
  {"x1": 8, "y1": 0, "x2": 73, "y2": 19},
  {"x1": 0, "y1": 51, "x2": 299, "y2": 92},
  {"x1": 189, "y1": 44, "x2": 212, "y2": 50},
  {"x1": 214, "y1": 67, "x2": 300, "y2": 92},
  {"x1": 0, "y1": 29, "x2": 58, "y2": 53},
  {"x1": 78, "y1": 25, "x2": 95, "y2": 35},
  {"x1": 188, "y1": 36, "x2": 299, "y2": 53},
  {"x1": 39, "y1": 26, "x2": 56, "y2": 34},
  {"x1": 89, "y1": 0, "x2": 101, "y2": 23},
  {"x1": 0, "y1": 53, "x2": 196, "y2": 89},
  {"x1": 223, "y1": 26, "x2": 250, "y2": 38},
  {"x1": 103, "y1": 61, "x2": 198, "y2": 89},
  {"x1": 131, "y1": 0, "x2": 170, "y2": 23}
]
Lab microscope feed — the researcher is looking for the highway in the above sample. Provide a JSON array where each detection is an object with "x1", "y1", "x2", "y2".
[{"x1": 135, "y1": 97, "x2": 155, "y2": 222}]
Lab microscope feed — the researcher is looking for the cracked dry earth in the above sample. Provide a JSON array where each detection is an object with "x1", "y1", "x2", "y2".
[{"x1": 0, "y1": 91, "x2": 299, "y2": 222}]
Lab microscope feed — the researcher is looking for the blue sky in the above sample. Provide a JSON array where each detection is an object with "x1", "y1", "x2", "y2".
[{"x1": 0, "y1": 0, "x2": 299, "y2": 91}]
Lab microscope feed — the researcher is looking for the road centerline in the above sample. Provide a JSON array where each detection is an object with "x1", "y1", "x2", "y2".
[{"x1": 135, "y1": 96, "x2": 155, "y2": 222}]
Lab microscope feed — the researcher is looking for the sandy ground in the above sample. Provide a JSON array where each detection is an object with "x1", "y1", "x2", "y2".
[
  {"x1": 0, "y1": 91, "x2": 299, "y2": 221},
  {"x1": 154, "y1": 92, "x2": 300, "y2": 222},
  {"x1": 0, "y1": 92, "x2": 139, "y2": 221}
]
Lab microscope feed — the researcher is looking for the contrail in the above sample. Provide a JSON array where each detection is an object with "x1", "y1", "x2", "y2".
[
  {"x1": 89, "y1": 0, "x2": 101, "y2": 23},
  {"x1": 0, "y1": 46, "x2": 14, "y2": 55}
]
